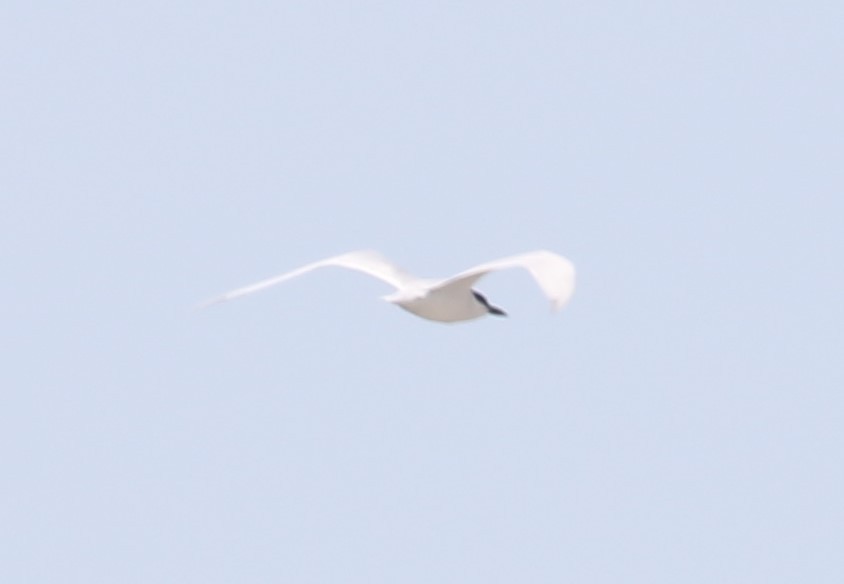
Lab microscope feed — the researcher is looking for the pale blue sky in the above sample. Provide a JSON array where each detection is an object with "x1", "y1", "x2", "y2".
[{"x1": 3, "y1": 1, "x2": 842, "y2": 582}]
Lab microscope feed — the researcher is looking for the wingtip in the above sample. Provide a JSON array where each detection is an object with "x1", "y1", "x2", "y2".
[
  {"x1": 550, "y1": 295, "x2": 573, "y2": 313},
  {"x1": 194, "y1": 296, "x2": 224, "y2": 311}
]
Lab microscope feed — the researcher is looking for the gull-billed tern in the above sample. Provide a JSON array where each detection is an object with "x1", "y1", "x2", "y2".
[{"x1": 201, "y1": 249, "x2": 575, "y2": 323}]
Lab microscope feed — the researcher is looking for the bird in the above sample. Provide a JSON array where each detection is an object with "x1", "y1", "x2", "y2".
[{"x1": 200, "y1": 249, "x2": 575, "y2": 323}]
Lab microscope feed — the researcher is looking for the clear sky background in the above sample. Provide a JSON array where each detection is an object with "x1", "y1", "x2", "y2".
[{"x1": 3, "y1": 1, "x2": 842, "y2": 582}]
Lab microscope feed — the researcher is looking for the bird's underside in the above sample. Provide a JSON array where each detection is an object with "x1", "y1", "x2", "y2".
[{"x1": 387, "y1": 286, "x2": 496, "y2": 323}]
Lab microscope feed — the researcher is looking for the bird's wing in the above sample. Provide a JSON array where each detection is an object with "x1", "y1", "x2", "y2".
[
  {"x1": 199, "y1": 250, "x2": 413, "y2": 308},
  {"x1": 434, "y1": 250, "x2": 576, "y2": 311}
]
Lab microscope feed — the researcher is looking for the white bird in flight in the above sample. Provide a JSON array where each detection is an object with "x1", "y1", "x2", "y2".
[{"x1": 201, "y1": 249, "x2": 575, "y2": 323}]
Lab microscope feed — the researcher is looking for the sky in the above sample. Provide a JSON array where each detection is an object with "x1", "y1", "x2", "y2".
[{"x1": 2, "y1": 1, "x2": 843, "y2": 582}]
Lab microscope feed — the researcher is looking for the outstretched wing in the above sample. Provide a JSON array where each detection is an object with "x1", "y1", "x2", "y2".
[
  {"x1": 199, "y1": 250, "x2": 413, "y2": 308},
  {"x1": 435, "y1": 250, "x2": 575, "y2": 311}
]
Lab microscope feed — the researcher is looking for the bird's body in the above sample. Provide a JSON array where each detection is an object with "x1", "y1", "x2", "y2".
[
  {"x1": 385, "y1": 284, "x2": 490, "y2": 322},
  {"x1": 201, "y1": 249, "x2": 575, "y2": 323}
]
